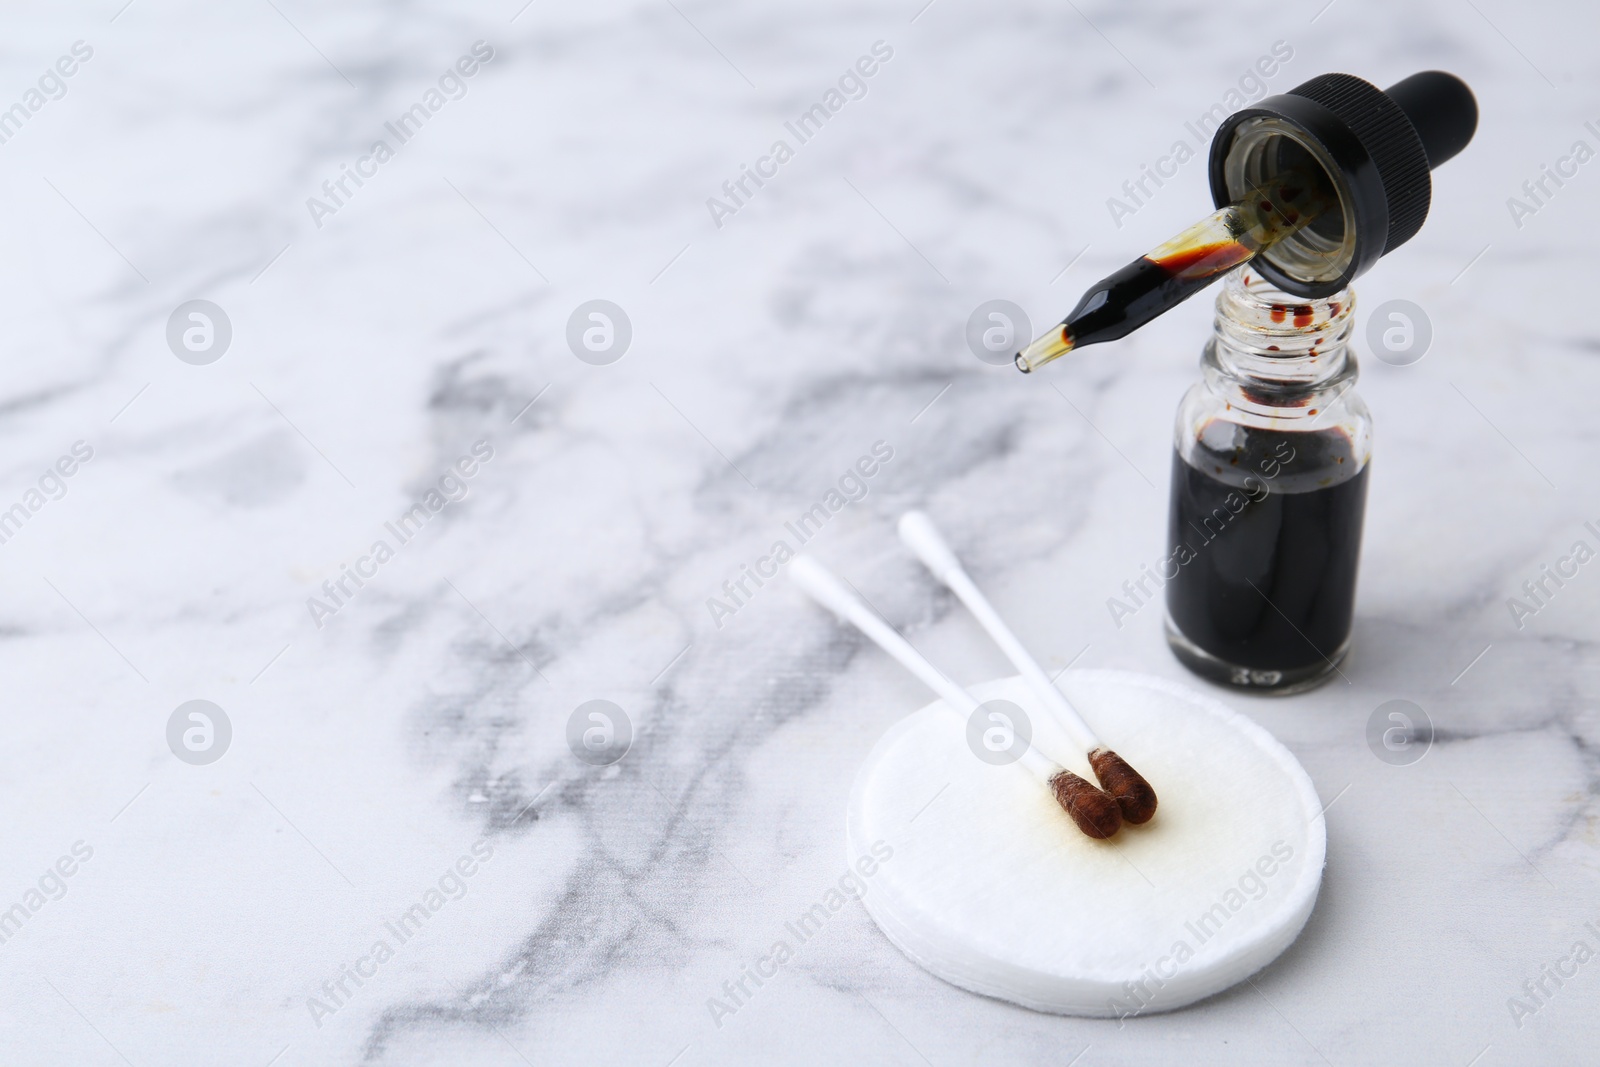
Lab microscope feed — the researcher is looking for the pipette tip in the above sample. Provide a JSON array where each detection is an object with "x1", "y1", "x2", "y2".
[{"x1": 1014, "y1": 325, "x2": 1073, "y2": 374}]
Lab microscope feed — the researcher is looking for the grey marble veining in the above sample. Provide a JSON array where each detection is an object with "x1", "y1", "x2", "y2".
[{"x1": 1, "y1": 0, "x2": 1599, "y2": 1064}]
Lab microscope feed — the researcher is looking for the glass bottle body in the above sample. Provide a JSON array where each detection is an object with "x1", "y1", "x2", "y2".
[{"x1": 1164, "y1": 269, "x2": 1372, "y2": 694}]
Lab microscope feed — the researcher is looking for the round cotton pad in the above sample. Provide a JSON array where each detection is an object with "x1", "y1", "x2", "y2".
[{"x1": 846, "y1": 669, "x2": 1325, "y2": 1017}]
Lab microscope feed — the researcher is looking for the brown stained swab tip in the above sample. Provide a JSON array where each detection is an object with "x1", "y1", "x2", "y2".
[
  {"x1": 1088, "y1": 748, "x2": 1159, "y2": 825},
  {"x1": 1048, "y1": 770, "x2": 1123, "y2": 840}
]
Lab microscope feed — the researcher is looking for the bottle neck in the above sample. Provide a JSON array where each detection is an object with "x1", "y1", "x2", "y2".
[{"x1": 1203, "y1": 269, "x2": 1357, "y2": 420}]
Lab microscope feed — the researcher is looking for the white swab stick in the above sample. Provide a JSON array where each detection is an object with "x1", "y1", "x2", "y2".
[
  {"x1": 788, "y1": 555, "x2": 1057, "y2": 782},
  {"x1": 897, "y1": 511, "x2": 1100, "y2": 753},
  {"x1": 790, "y1": 553, "x2": 1126, "y2": 839}
]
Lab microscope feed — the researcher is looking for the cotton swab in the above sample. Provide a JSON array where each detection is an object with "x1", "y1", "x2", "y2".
[
  {"x1": 789, "y1": 554, "x2": 1122, "y2": 839},
  {"x1": 897, "y1": 511, "x2": 1158, "y2": 824}
]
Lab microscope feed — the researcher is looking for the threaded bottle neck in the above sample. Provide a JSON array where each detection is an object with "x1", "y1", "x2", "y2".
[{"x1": 1204, "y1": 268, "x2": 1357, "y2": 414}]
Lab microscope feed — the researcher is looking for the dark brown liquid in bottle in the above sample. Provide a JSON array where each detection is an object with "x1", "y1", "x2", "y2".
[{"x1": 1165, "y1": 424, "x2": 1368, "y2": 673}]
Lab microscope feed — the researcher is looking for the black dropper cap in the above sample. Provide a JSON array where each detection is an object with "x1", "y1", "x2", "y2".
[{"x1": 1207, "y1": 70, "x2": 1477, "y2": 298}]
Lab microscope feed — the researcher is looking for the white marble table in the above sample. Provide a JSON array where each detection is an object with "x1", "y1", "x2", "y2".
[{"x1": 1, "y1": 0, "x2": 1597, "y2": 1063}]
